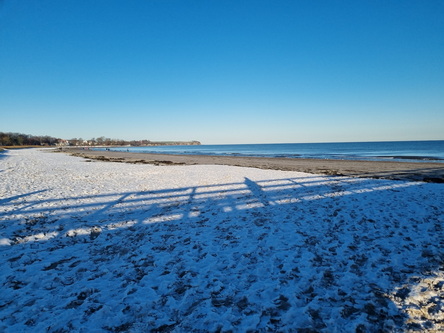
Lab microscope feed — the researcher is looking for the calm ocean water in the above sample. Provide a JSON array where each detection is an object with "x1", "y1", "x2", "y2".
[{"x1": 99, "y1": 141, "x2": 444, "y2": 162}]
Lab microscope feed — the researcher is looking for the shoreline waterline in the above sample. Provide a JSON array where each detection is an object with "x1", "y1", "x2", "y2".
[
  {"x1": 61, "y1": 148, "x2": 444, "y2": 183},
  {"x1": 91, "y1": 141, "x2": 444, "y2": 163}
]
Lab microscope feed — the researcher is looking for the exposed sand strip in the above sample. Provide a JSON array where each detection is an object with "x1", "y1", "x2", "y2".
[{"x1": 63, "y1": 148, "x2": 444, "y2": 183}]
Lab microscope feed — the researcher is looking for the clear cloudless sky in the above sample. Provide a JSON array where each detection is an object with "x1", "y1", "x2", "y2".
[{"x1": 1, "y1": 0, "x2": 443, "y2": 144}]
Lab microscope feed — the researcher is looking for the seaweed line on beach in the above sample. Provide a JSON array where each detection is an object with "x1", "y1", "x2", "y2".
[{"x1": 62, "y1": 148, "x2": 444, "y2": 183}]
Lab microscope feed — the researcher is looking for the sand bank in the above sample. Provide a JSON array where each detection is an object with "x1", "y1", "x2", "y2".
[{"x1": 63, "y1": 148, "x2": 444, "y2": 183}]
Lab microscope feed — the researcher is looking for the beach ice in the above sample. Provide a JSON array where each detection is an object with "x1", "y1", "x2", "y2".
[{"x1": 1, "y1": 149, "x2": 443, "y2": 332}]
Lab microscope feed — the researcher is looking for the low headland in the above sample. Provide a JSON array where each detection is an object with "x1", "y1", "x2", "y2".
[{"x1": 61, "y1": 147, "x2": 444, "y2": 183}]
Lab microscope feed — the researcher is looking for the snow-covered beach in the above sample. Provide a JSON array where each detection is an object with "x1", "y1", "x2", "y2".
[{"x1": 1, "y1": 148, "x2": 443, "y2": 331}]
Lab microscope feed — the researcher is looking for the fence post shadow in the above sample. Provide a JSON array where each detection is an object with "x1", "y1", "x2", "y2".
[{"x1": 1, "y1": 175, "x2": 443, "y2": 331}]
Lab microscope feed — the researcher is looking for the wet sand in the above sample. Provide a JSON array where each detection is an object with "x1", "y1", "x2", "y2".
[{"x1": 61, "y1": 148, "x2": 444, "y2": 183}]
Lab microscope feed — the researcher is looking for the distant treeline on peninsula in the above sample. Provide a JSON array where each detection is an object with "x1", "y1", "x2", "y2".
[
  {"x1": 0, "y1": 132, "x2": 59, "y2": 146},
  {"x1": 0, "y1": 132, "x2": 200, "y2": 147}
]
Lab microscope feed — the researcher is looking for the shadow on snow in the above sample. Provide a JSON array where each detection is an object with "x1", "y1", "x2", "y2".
[{"x1": 1, "y1": 175, "x2": 443, "y2": 331}]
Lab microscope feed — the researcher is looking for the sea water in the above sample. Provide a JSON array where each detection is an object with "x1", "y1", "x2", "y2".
[{"x1": 96, "y1": 141, "x2": 444, "y2": 162}]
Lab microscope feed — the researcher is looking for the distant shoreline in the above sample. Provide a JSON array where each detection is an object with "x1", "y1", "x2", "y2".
[{"x1": 60, "y1": 148, "x2": 444, "y2": 183}]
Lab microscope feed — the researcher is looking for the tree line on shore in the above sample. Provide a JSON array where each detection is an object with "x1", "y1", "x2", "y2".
[
  {"x1": 0, "y1": 132, "x2": 59, "y2": 146},
  {"x1": 0, "y1": 132, "x2": 200, "y2": 147}
]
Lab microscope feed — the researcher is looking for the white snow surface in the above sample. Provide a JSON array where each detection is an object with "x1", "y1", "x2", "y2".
[{"x1": 1, "y1": 149, "x2": 443, "y2": 332}]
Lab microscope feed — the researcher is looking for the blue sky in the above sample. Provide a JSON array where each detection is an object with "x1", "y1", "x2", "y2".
[{"x1": 1, "y1": 0, "x2": 443, "y2": 144}]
